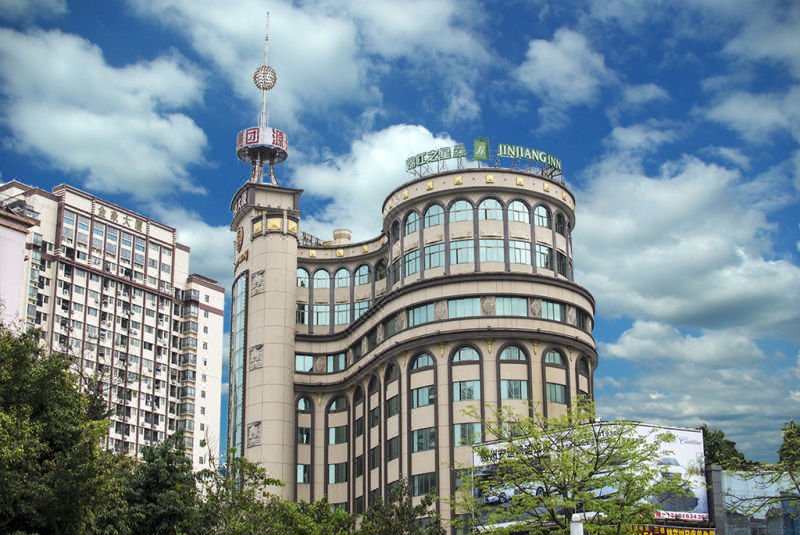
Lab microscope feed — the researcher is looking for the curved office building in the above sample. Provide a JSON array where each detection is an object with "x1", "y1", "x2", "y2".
[{"x1": 228, "y1": 165, "x2": 597, "y2": 526}]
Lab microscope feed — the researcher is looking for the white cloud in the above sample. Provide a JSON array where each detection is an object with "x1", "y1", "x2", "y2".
[
  {"x1": 129, "y1": 0, "x2": 491, "y2": 130},
  {"x1": 149, "y1": 204, "x2": 233, "y2": 290},
  {"x1": 601, "y1": 320, "x2": 765, "y2": 365},
  {"x1": 701, "y1": 146, "x2": 751, "y2": 170},
  {"x1": 0, "y1": 0, "x2": 66, "y2": 23},
  {"x1": 288, "y1": 124, "x2": 459, "y2": 241},
  {"x1": 574, "y1": 153, "x2": 800, "y2": 339},
  {"x1": 621, "y1": 83, "x2": 670, "y2": 107},
  {"x1": 705, "y1": 88, "x2": 800, "y2": 143},
  {"x1": 607, "y1": 121, "x2": 677, "y2": 153},
  {"x1": 515, "y1": 28, "x2": 613, "y2": 116},
  {"x1": 0, "y1": 29, "x2": 207, "y2": 201}
]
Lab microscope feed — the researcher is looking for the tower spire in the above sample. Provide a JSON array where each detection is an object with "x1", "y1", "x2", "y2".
[{"x1": 235, "y1": 13, "x2": 288, "y2": 186}]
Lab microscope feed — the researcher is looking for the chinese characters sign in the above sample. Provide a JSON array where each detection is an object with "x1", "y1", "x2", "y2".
[
  {"x1": 95, "y1": 204, "x2": 144, "y2": 232},
  {"x1": 406, "y1": 144, "x2": 467, "y2": 172}
]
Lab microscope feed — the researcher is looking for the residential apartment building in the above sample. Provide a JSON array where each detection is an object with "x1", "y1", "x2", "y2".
[{"x1": 0, "y1": 181, "x2": 224, "y2": 470}]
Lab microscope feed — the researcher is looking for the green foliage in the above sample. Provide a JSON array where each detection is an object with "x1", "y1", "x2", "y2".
[
  {"x1": 0, "y1": 327, "x2": 111, "y2": 534},
  {"x1": 700, "y1": 424, "x2": 753, "y2": 469},
  {"x1": 456, "y1": 400, "x2": 695, "y2": 535},
  {"x1": 358, "y1": 479, "x2": 445, "y2": 535},
  {"x1": 779, "y1": 420, "x2": 799, "y2": 465}
]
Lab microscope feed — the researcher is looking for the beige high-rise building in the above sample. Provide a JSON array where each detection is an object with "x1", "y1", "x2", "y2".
[
  {"x1": 0, "y1": 181, "x2": 224, "y2": 471},
  {"x1": 228, "y1": 33, "x2": 597, "y2": 530}
]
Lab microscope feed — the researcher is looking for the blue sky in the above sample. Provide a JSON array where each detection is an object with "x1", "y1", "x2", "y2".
[{"x1": 1, "y1": 0, "x2": 798, "y2": 462}]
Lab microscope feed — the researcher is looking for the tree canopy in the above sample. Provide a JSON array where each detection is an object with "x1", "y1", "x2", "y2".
[
  {"x1": 457, "y1": 400, "x2": 698, "y2": 535},
  {"x1": 700, "y1": 424, "x2": 753, "y2": 470}
]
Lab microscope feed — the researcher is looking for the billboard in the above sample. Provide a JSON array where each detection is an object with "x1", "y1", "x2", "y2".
[{"x1": 472, "y1": 423, "x2": 708, "y2": 523}]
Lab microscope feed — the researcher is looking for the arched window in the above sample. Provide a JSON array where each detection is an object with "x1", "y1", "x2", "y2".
[
  {"x1": 391, "y1": 220, "x2": 401, "y2": 241},
  {"x1": 478, "y1": 199, "x2": 503, "y2": 220},
  {"x1": 297, "y1": 397, "x2": 311, "y2": 413},
  {"x1": 385, "y1": 363, "x2": 399, "y2": 383},
  {"x1": 449, "y1": 199, "x2": 473, "y2": 222},
  {"x1": 577, "y1": 357, "x2": 590, "y2": 377},
  {"x1": 555, "y1": 213, "x2": 567, "y2": 236},
  {"x1": 411, "y1": 353, "x2": 434, "y2": 370},
  {"x1": 499, "y1": 345, "x2": 527, "y2": 361},
  {"x1": 404, "y1": 212, "x2": 420, "y2": 236},
  {"x1": 375, "y1": 259, "x2": 387, "y2": 281},
  {"x1": 313, "y1": 269, "x2": 330, "y2": 289},
  {"x1": 297, "y1": 268, "x2": 309, "y2": 287},
  {"x1": 368, "y1": 376, "x2": 379, "y2": 395},
  {"x1": 534, "y1": 205, "x2": 551, "y2": 228},
  {"x1": 507, "y1": 200, "x2": 530, "y2": 223},
  {"x1": 544, "y1": 349, "x2": 565, "y2": 366},
  {"x1": 354, "y1": 265, "x2": 370, "y2": 286},
  {"x1": 353, "y1": 386, "x2": 364, "y2": 404},
  {"x1": 334, "y1": 268, "x2": 350, "y2": 288},
  {"x1": 452, "y1": 346, "x2": 480, "y2": 362},
  {"x1": 328, "y1": 396, "x2": 348, "y2": 413},
  {"x1": 424, "y1": 204, "x2": 444, "y2": 228}
]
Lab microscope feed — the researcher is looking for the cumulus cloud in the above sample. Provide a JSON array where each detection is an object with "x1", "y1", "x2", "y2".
[
  {"x1": 574, "y1": 153, "x2": 800, "y2": 339},
  {"x1": 0, "y1": 28, "x2": 207, "y2": 201},
  {"x1": 621, "y1": 83, "x2": 670, "y2": 107},
  {"x1": 606, "y1": 121, "x2": 677, "y2": 153},
  {"x1": 706, "y1": 88, "x2": 800, "y2": 143},
  {"x1": 148, "y1": 204, "x2": 233, "y2": 290},
  {"x1": 0, "y1": 0, "x2": 66, "y2": 23},
  {"x1": 515, "y1": 28, "x2": 613, "y2": 126},
  {"x1": 129, "y1": 0, "x2": 490, "y2": 129},
  {"x1": 701, "y1": 146, "x2": 751, "y2": 170},
  {"x1": 288, "y1": 124, "x2": 459, "y2": 241}
]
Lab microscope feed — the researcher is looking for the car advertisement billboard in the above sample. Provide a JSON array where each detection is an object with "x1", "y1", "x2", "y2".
[{"x1": 472, "y1": 423, "x2": 708, "y2": 523}]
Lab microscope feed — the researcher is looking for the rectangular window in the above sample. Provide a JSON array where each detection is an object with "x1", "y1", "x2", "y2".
[
  {"x1": 313, "y1": 305, "x2": 330, "y2": 327},
  {"x1": 454, "y1": 423, "x2": 482, "y2": 446},
  {"x1": 296, "y1": 303, "x2": 308, "y2": 324},
  {"x1": 387, "y1": 436, "x2": 400, "y2": 461},
  {"x1": 386, "y1": 395, "x2": 400, "y2": 418},
  {"x1": 408, "y1": 303, "x2": 434, "y2": 327},
  {"x1": 448, "y1": 297, "x2": 480, "y2": 319},
  {"x1": 369, "y1": 446, "x2": 380, "y2": 469},
  {"x1": 501, "y1": 379, "x2": 529, "y2": 400},
  {"x1": 295, "y1": 354, "x2": 314, "y2": 373},
  {"x1": 354, "y1": 299, "x2": 370, "y2": 320},
  {"x1": 557, "y1": 251, "x2": 569, "y2": 277},
  {"x1": 509, "y1": 240, "x2": 532, "y2": 265},
  {"x1": 354, "y1": 417, "x2": 364, "y2": 438},
  {"x1": 411, "y1": 385, "x2": 436, "y2": 408},
  {"x1": 328, "y1": 425, "x2": 348, "y2": 445},
  {"x1": 297, "y1": 427, "x2": 311, "y2": 444},
  {"x1": 536, "y1": 244, "x2": 552, "y2": 270},
  {"x1": 479, "y1": 239, "x2": 504, "y2": 263},
  {"x1": 327, "y1": 353, "x2": 346, "y2": 373},
  {"x1": 496, "y1": 297, "x2": 528, "y2": 317},
  {"x1": 354, "y1": 455, "x2": 364, "y2": 477},
  {"x1": 297, "y1": 464, "x2": 310, "y2": 484},
  {"x1": 450, "y1": 239, "x2": 474, "y2": 265},
  {"x1": 547, "y1": 383, "x2": 567, "y2": 404},
  {"x1": 328, "y1": 462, "x2": 348, "y2": 484},
  {"x1": 541, "y1": 300, "x2": 564, "y2": 322},
  {"x1": 404, "y1": 249, "x2": 420, "y2": 276},
  {"x1": 390, "y1": 258, "x2": 401, "y2": 283},
  {"x1": 383, "y1": 314, "x2": 398, "y2": 339},
  {"x1": 334, "y1": 303, "x2": 350, "y2": 325},
  {"x1": 369, "y1": 407, "x2": 381, "y2": 428},
  {"x1": 412, "y1": 427, "x2": 436, "y2": 452},
  {"x1": 412, "y1": 472, "x2": 436, "y2": 497},
  {"x1": 424, "y1": 243, "x2": 445, "y2": 269},
  {"x1": 453, "y1": 380, "x2": 480, "y2": 402}
]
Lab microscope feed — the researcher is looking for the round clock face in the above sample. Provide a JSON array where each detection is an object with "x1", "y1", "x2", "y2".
[{"x1": 236, "y1": 226, "x2": 244, "y2": 252}]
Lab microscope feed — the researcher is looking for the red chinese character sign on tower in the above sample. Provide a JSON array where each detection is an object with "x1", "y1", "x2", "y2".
[{"x1": 235, "y1": 15, "x2": 288, "y2": 185}]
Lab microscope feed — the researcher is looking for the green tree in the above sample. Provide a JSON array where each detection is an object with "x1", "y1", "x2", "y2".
[
  {"x1": 357, "y1": 478, "x2": 445, "y2": 535},
  {"x1": 700, "y1": 424, "x2": 752, "y2": 469},
  {"x1": 0, "y1": 327, "x2": 113, "y2": 534},
  {"x1": 122, "y1": 431, "x2": 199, "y2": 534},
  {"x1": 456, "y1": 400, "x2": 696, "y2": 535}
]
